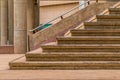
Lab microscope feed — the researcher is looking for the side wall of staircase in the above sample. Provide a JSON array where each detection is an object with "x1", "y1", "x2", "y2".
[{"x1": 30, "y1": 2, "x2": 116, "y2": 49}]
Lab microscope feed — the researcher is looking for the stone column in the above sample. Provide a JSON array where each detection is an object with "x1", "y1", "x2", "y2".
[
  {"x1": 8, "y1": 0, "x2": 14, "y2": 45},
  {"x1": 14, "y1": 0, "x2": 27, "y2": 54},
  {"x1": 27, "y1": 0, "x2": 34, "y2": 51},
  {"x1": 1, "y1": 0, "x2": 8, "y2": 45}
]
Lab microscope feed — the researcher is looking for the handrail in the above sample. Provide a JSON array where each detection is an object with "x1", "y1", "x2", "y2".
[{"x1": 30, "y1": 0, "x2": 97, "y2": 33}]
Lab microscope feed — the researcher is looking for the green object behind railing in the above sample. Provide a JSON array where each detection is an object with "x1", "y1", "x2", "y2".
[{"x1": 38, "y1": 24, "x2": 52, "y2": 30}]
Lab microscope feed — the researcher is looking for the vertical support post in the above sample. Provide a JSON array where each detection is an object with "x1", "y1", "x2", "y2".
[
  {"x1": 14, "y1": 0, "x2": 27, "y2": 54},
  {"x1": 1, "y1": 0, "x2": 8, "y2": 45}
]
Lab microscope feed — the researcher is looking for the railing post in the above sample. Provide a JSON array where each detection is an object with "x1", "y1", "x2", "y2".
[
  {"x1": 60, "y1": 16, "x2": 63, "y2": 19},
  {"x1": 96, "y1": 0, "x2": 98, "y2": 3},
  {"x1": 87, "y1": 1, "x2": 90, "y2": 5}
]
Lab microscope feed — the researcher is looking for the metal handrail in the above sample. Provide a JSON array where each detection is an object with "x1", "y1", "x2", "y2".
[{"x1": 30, "y1": 0, "x2": 95, "y2": 33}]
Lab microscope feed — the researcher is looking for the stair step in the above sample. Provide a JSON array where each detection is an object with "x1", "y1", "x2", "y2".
[
  {"x1": 84, "y1": 22, "x2": 120, "y2": 26},
  {"x1": 71, "y1": 29, "x2": 120, "y2": 36},
  {"x1": 109, "y1": 8, "x2": 120, "y2": 14},
  {"x1": 96, "y1": 15, "x2": 120, "y2": 21},
  {"x1": 26, "y1": 52, "x2": 120, "y2": 61},
  {"x1": 9, "y1": 57, "x2": 120, "y2": 70},
  {"x1": 42, "y1": 44, "x2": 120, "y2": 52},
  {"x1": 57, "y1": 36, "x2": 120, "y2": 44},
  {"x1": 84, "y1": 22, "x2": 120, "y2": 29}
]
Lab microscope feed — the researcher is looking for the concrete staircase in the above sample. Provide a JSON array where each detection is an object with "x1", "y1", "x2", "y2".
[{"x1": 9, "y1": 8, "x2": 120, "y2": 70}]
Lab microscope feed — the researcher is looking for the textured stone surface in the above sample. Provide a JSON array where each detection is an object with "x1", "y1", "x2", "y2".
[
  {"x1": 32, "y1": 3, "x2": 115, "y2": 49},
  {"x1": 8, "y1": 56, "x2": 120, "y2": 70},
  {"x1": 71, "y1": 29, "x2": 120, "y2": 36},
  {"x1": 8, "y1": 0, "x2": 14, "y2": 45},
  {"x1": 26, "y1": 52, "x2": 120, "y2": 61},
  {"x1": 9, "y1": 2, "x2": 120, "y2": 70},
  {"x1": 1, "y1": 0, "x2": 8, "y2": 45},
  {"x1": 14, "y1": 0, "x2": 27, "y2": 54},
  {"x1": 57, "y1": 36, "x2": 120, "y2": 44}
]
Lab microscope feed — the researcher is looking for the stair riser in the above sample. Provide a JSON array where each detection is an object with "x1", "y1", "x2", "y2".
[
  {"x1": 85, "y1": 26, "x2": 120, "y2": 30},
  {"x1": 57, "y1": 40, "x2": 120, "y2": 44},
  {"x1": 97, "y1": 19, "x2": 120, "y2": 21},
  {"x1": 26, "y1": 58, "x2": 120, "y2": 61},
  {"x1": 109, "y1": 8, "x2": 120, "y2": 14},
  {"x1": 10, "y1": 63, "x2": 120, "y2": 70},
  {"x1": 10, "y1": 67, "x2": 120, "y2": 70},
  {"x1": 84, "y1": 22, "x2": 120, "y2": 26},
  {"x1": 71, "y1": 33, "x2": 120, "y2": 36},
  {"x1": 109, "y1": 12, "x2": 120, "y2": 14},
  {"x1": 26, "y1": 54, "x2": 120, "y2": 61},
  {"x1": 71, "y1": 31, "x2": 120, "y2": 36},
  {"x1": 42, "y1": 48, "x2": 120, "y2": 52}
]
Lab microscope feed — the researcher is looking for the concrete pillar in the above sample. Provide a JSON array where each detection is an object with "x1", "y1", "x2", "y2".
[
  {"x1": 1, "y1": 0, "x2": 8, "y2": 45},
  {"x1": 14, "y1": 0, "x2": 27, "y2": 54},
  {"x1": 27, "y1": 0, "x2": 34, "y2": 51},
  {"x1": 8, "y1": 0, "x2": 14, "y2": 45}
]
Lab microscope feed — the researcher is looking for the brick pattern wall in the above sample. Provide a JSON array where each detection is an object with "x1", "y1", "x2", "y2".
[{"x1": 0, "y1": 46, "x2": 14, "y2": 54}]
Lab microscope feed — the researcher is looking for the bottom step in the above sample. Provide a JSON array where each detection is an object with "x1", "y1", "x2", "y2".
[{"x1": 9, "y1": 57, "x2": 120, "y2": 70}]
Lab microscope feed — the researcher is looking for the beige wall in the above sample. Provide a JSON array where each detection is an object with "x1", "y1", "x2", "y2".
[
  {"x1": 39, "y1": 0, "x2": 119, "y2": 24},
  {"x1": 40, "y1": 3, "x2": 79, "y2": 24},
  {"x1": 40, "y1": 1, "x2": 78, "y2": 6}
]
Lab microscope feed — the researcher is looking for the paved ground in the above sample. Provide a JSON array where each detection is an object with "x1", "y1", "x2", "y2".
[{"x1": 1, "y1": 54, "x2": 120, "y2": 80}]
